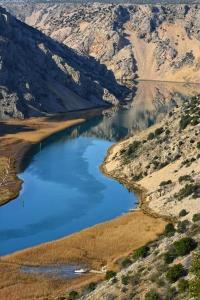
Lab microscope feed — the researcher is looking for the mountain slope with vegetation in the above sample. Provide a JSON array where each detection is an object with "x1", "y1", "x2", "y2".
[{"x1": 83, "y1": 94, "x2": 200, "y2": 300}]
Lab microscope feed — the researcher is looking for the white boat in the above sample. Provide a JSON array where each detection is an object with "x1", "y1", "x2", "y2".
[{"x1": 74, "y1": 268, "x2": 88, "y2": 274}]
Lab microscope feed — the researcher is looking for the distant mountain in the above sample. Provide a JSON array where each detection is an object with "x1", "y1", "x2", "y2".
[
  {"x1": 5, "y1": 2, "x2": 200, "y2": 84},
  {"x1": 1, "y1": 1, "x2": 200, "y2": 4},
  {"x1": 0, "y1": 6, "x2": 128, "y2": 119}
]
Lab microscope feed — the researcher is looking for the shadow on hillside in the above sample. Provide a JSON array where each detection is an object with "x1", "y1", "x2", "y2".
[
  {"x1": 0, "y1": 123, "x2": 35, "y2": 137},
  {"x1": 0, "y1": 6, "x2": 134, "y2": 117}
]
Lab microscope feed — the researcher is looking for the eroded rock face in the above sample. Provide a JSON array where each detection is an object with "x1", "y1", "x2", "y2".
[
  {"x1": 4, "y1": 2, "x2": 200, "y2": 83},
  {"x1": 0, "y1": 6, "x2": 128, "y2": 119}
]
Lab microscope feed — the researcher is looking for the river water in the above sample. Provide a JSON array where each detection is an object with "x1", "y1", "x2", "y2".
[{"x1": 0, "y1": 81, "x2": 199, "y2": 255}]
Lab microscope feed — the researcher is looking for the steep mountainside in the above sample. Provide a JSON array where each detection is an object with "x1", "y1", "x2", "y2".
[
  {"x1": 0, "y1": 6, "x2": 128, "y2": 119},
  {"x1": 4, "y1": 2, "x2": 200, "y2": 83}
]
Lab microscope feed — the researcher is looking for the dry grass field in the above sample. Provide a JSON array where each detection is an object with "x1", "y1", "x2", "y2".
[{"x1": 0, "y1": 211, "x2": 166, "y2": 299}]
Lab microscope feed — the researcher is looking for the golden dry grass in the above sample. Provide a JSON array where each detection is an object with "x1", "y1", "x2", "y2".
[{"x1": 0, "y1": 211, "x2": 166, "y2": 299}]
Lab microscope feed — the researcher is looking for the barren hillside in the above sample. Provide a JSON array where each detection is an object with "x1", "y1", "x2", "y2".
[{"x1": 4, "y1": 3, "x2": 200, "y2": 83}]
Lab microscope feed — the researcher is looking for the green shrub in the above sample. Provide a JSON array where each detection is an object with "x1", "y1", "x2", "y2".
[
  {"x1": 148, "y1": 132, "x2": 155, "y2": 140},
  {"x1": 165, "y1": 129, "x2": 170, "y2": 135},
  {"x1": 68, "y1": 291, "x2": 79, "y2": 300},
  {"x1": 189, "y1": 278, "x2": 200, "y2": 299},
  {"x1": 133, "y1": 245, "x2": 150, "y2": 259},
  {"x1": 177, "y1": 220, "x2": 190, "y2": 233},
  {"x1": 178, "y1": 175, "x2": 192, "y2": 183},
  {"x1": 166, "y1": 264, "x2": 185, "y2": 283},
  {"x1": 179, "y1": 209, "x2": 188, "y2": 217},
  {"x1": 190, "y1": 251, "x2": 200, "y2": 276},
  {"x1": 125, "y1": 141, "x2": 141, "y2": 157},
  {"x1": 193, "y1": 213, "x2": 200, "y2": 223},
  {"x1": 105, "y1": 270, "x2": 116, "y2": 280},
  {"x1": 121, "y1": 275, "x2": 130, "y2": 285},
  {"x1": 197, "y1": 142, "x2": 200, "y2": 149},
  {"x1": 121, "y1": 258, "x2": 132, "y2": 268},
  {"x1": 145, "y1": 289, "x2": 160, "y2": 300},
  {"x1": 179, "y1": 115, "x2": 191, "y2": 130},
  {"x1": 87, "y1": 282, "x2": 96, "y2": 292},
  {"x1": 164, "y1": 250, "x2": 176, "y2": 264},
  {"x1": 164, "y1": 223, "x2": 175, "y2": 237},
  {"x1": 190, "y1": 223, "x2": 200, "y2": 236},
  {"x1": 178, "y1": 278, "x2": 189, "y2": 293},
  {"x1": 174, "y1": 184, "x2": 199, "y2": 200},
  {"x1": 154, "y1": 127, "x2": 164, "y2": 136},
  {"x1": 164, "y1": 287, "x2": 177, "y2": 300},
  {"x1": 173, "y1": 237, "x2": 197, "y2": 256},
  {"x1": 159, "y1": 180, "x2": 172, "y2": 186}
]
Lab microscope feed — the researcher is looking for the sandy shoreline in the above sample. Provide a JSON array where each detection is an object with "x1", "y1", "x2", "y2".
[
  {"x1": 0, "y1": 108, "x2": 166, "y2": 299},
  {"x1": 100, "y1": 143, "x2": 175, "y2": 223}
]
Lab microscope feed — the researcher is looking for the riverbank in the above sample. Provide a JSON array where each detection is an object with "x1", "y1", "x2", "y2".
[
  {"x1": 102, "y1": 96, "x2": 200, "y2": 221},
  {"x1": 0, "y1": 107, "x2": 166, "y2": 299},
  {"x1": 0, "y1": 210, "x2": 165, "y2": 299},
  {"x1": 0, "y1": 108, "x2": 107, "y2": 206}
]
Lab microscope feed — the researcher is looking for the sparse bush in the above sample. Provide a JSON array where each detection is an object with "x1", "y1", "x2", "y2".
[
  {"x1": 164, "y1": 250, "x2": 176, "y2": 264},
  {"x1": 164, "y1": 287, "x2": 177, "y2": 300},
  {"x1": 193, "y1": 213, "x2": 200, "y2": 223},
  {"x1": 174, "y1": 184, "x2": 199, "y2": 200},
  {"x1": 159, "y1": 180, "x2": 172, "y2": 186},
  {"x1": 165, "y1": 129, "x2": 170, "y2": 135},
  {"x1": 133, "y1": 245, "x2": 150, "y2": 259},
  {"x1": 121, "y1": 275, "x2": 130, "y2": 285},
  {"x1": 145, "y1": 289, "x2": 160, "y2": 300},
  {"x1": 189, "y1": 278, "x2": 200, "y2": 299},
  {"x1": 197, "y1": 142, "x2": 200, "y2": 149},
  {"x1": 190, "y1": 223, "x2": 200, "y2": 236},
  {"x1": 173, "y1": 237, "x2": 197, "y2": 256},
  {"x1": 147, "y1": 132, "x2": 155, "y2": 140},
  {"x1": 125, "y1": 141, "x2": 141, "y2": 157},
  {"x1": 178, "y1": 278, "x2": 189, "y2": 293},
  {"x1": 164, "y1": 223, "x2": 175, "y2": 237},
  {"x1": 87, "y1": 282, "x2": 97, "y2": 292},
  {"x1": 177, "y1": 220, "x2": 190, "y2": 233},
  {"x1": 130, "y1": 273, "x2": 140, "y2": 286},
  {"x1": 105, "y1": 270, "x2": 116, "y2": 280},
  {"x1": 178, "y1": 175, "x2": 192, "y2": 183},
  {"x1": 166, "y1": 264, "x2": 185, "y2": 283},
  {"x1": 154, "y1": 127, "x2": 164, "y2": 136},
  {"x1": 179, "y1": 114, "x2": 191, "y2": 130},
  {"x1": 190, "y1": 251, "x2": 200, "y2": 276},
  {"x1": 179, "y1": 209, "x2": 188, "y2": 217},
  {"x1": 121, "y1": 258, "x2": 132, "y2": 268},
  {"x1": 156, "y1": 278, "x2": 165, "y2": 287},
  {"x1": 68, "y1": 291, "x2": 79, "y2": 300}
]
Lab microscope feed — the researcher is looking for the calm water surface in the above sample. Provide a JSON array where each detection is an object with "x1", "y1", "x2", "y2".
[{"x1": 0, "y1": 81, "x2": 199, "y2": 255}]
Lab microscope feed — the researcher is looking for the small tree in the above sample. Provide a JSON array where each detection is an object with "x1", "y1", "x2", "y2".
[
  {"x1": 68, "y1": 290, "x2": 79, "y2": 300},
  {"x1": 193, "y1": 213, "x2": 200, "y2": 223},
  {"x1": 173, "y1": 237, "x2": 197, "y2": 256},
  {"x1": 178, "y1": 278, "x2": 189, "y2": 293},
  {"x1": 145, "y1": 289, "x2": 160, "y2": 300},
  {"x1": 133, "y1": 245, "x2": 150, "y2": 259},
  {"x1": 179, "y1": 209, "x2": 188, "y2": 217},
  {"x1": 166, "y1": 264, "x2": 185, "y2": 283},
  {"x1": 164, "y1": 223, "x2": 175, "y2": 237},
  {"x1": 105, "y1": 270, "x2": 116, "y2": 280}
]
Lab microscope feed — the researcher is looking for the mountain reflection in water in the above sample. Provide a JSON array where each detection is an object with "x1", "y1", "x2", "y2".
[{"x1": 0, "y1": 81, "x2": 200, "y2": 255}]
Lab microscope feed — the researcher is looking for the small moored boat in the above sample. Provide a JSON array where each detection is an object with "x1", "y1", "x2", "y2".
[{"x1": 74, "y1": 268, "x2": 88, "y2": 274}]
